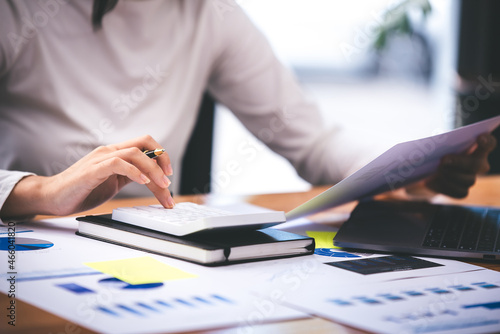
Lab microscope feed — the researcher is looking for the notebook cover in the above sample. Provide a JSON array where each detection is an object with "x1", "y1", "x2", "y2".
[{"x1": 76, "y1": 214, "x2": 315, "y2": 266}]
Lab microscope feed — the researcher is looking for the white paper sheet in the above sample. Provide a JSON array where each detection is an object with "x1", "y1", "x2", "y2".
[
  {"x1": 287, "y1": 115, "x2": 500, "y2": 219},
  {"x1": 277, "y1": 269, "x2": 500, "y2": 334}
]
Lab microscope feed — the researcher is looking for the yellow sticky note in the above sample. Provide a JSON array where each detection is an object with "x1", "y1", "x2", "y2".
[
  {"x1": 84, "y1": 256, "x2": 197, "y2": 285},
  {"x1": 306, "y1": 231, "x2": 341, "y2": 249}
]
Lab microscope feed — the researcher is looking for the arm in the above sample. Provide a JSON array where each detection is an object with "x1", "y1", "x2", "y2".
[
  {"x1": 207, "y1": 5, "x2": 365, "y2": 184},
  {"x1": 0, "y1": 135, "x2": 175, "y2": 220}
]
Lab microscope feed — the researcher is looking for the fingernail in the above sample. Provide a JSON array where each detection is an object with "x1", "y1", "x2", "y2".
[
  {"x1": 163, "y1": 175, "x2": 171, "y2": 187},
  {"x1": 166, "y1": 164, "x2": 173, "y2": 176},
  {"x1": 167, "y1": 196, "x2": 175, "y2": 208},
  {"x1": 140, "y1": 174, "x2": 151, "y2": 184}
]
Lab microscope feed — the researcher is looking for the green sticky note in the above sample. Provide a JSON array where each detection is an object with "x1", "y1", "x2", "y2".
[
  {"x1": 84, "y1": 256, "x2": 197, "y2": 285},
  {"x1": 306, "y1": 231, "x2": 341, "y2": 249}
]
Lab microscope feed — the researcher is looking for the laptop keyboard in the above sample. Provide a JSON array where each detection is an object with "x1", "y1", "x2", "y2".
[{"x1": 422, "y1": 206, "x2": 500, "y2": 252}]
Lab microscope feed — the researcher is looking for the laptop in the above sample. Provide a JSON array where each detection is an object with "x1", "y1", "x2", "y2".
[{"x1": 333, "y1": 200, "x2": 500, "y2": 261}]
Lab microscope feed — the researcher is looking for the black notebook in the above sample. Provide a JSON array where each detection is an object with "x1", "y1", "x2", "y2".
[{"x1": 76, "y1": 215, "x2": 315, "y2": 266}]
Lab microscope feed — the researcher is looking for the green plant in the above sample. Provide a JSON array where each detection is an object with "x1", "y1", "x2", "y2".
[{"x1": 374, "y1": 0, "x2": 432, "y2": 50}]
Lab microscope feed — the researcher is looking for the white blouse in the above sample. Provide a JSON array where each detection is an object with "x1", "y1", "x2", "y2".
[{"x1": 0, "y1": 0, "x2": 367, "y2": 216}]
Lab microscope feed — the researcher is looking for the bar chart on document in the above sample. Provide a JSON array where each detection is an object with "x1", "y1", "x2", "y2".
[
  {"x1": 282, "y1": 270, "x2": 500, "y2": 334},
  {"x1": 13, "y1": 272, "x2": 304, "y2": 334},
  {"x1": 55, "y1": 276, "x2": 237, "y2": 319}
]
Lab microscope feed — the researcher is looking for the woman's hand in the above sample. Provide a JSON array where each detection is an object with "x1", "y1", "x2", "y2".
[
  {"x1": 424, "y1": 133, "x2": 497, "y2": 198},
  {"x1": 1, "y1": 135, "x2": 175, "y2": 218}
]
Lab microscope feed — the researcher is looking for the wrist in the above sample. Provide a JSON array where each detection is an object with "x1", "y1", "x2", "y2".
[{"x1": 1, "y1": 175, "x2": 54, "y2": 218}]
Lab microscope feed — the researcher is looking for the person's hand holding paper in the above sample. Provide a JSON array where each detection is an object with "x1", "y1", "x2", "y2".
[
  {"x1": 424, "y1": 133, "x2": 497, "y2": 198},
  {"x1": 286, "y1": 115, "x2": 500, "y2": 220}
]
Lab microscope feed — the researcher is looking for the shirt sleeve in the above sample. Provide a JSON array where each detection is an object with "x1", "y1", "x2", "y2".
[
  {"x1": 0, "y1": 170, "x2": 34, "y2": 224},
  {"x1": 206, "y1": 3, "x2": 378, "y2": 185}
]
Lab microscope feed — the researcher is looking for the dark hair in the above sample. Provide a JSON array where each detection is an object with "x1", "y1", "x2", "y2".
[{"x1": 92, "y1": 0, "x2": 119, "y2": 30}]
